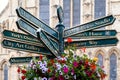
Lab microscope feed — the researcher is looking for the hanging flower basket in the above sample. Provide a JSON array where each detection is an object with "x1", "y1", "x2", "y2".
[{"x1": 17, "y1": 47, "x2": 106, "y2": 80}]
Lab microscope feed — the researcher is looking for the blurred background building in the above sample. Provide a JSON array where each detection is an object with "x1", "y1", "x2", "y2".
[{"x1": 0, "y1": 0, "x2": 120, "y2": 80}]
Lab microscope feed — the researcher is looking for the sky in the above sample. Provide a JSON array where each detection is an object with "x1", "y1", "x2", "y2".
[{"x1": 0, "y1": 0, "x2": 8, "y2": 13}]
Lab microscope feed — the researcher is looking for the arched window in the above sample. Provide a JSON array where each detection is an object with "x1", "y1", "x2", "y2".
[
  {"x1": 39, "y1": 0, "x2": 49, "y2": 24},
  {"x1": 110, "y1": 53, "x2": 117, "y2": 80},
  {"x1": 97, "y1": 54, "x2": 103, "y2": 67},
  {"x1": 4, "y1": 64, "x2": 8, "y2": 80}
]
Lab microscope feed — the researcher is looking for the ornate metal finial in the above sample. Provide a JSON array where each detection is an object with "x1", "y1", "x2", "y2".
[{"x1": 57, "y1": 6, "x2": 64, "y2": 23}]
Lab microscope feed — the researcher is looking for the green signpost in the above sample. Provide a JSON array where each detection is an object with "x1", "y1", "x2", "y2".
[
  {"x1": 67, "y1": 30, "x2": 117, "y2": 39},
  {"x1": 64, "y1": 15, "x2": 116, "y2": 38},
  {"x1": 65, "y1": 38, "x2": 118, "y2": 48},
  {"x1": 16, "y1": 19, "x2": 59, "y2": 50},
  {"x1": 2, "y1": 39, "x2": 52, "y2": 55},
  {"x1": 9, "y1": 56, "x2": 39, "y2": 64},
  {"x1": 16, "y1": 7, "x2": 59, "y2": 40},
  {"x1": 16, "y1": 19, "x2": 37, "y2": 37},
  {"x1": 37, "y1": 29, "x2": 59, "y2": 57},
  {"x1": 1, "y1": 6, "x2": 118, "y2": 64},
  {"x1": 2, "y1": 30, "x2": 43, "y2": 46}
]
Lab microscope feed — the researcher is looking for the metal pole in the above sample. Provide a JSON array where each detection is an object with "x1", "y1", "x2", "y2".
[
  {"x1": 56, "y1": 23, "x2": 65, "y2": 55},
  {"x1": 56, "y1": 6, "x2": 65, "y2": 55}
]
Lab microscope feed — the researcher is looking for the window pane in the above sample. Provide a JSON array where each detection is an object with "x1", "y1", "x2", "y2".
[
  {"x1": 94, "y1": 0, "x2": 106, "y2": 18},
  {"x1": 110, "y1": 53, "x2": 117, "y2": 80},
  {"x1": 63, "y1": 0, "x2": 70, "y2": 29},
  {"x1": 94, "y1": 0, "x2": 106, "y2": 29},
  {"x1": 97, "y1": 54, "x2": 103, "y2": 67},
  {"x1": 4, "y1": 64, "x2": 8, "y2": 80},
  {"x1": 73, "y1": 0, "x2": 80, "y2": 26},
  {"x1": 39, "y1": 0, "x2": 49, "y2": 24}
]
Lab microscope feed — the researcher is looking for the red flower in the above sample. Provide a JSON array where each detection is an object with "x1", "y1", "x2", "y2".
[
  {"x1": 61, "y1": 60, "x2": 66, "y2": 64},
  {"x1": 21, "y1": 69, "x2": 26, "y2": 74},
  {"x1": 39, "y1": 54, "x2": 43, "y2": 60},
  {"x1": 50, "y1": 59, "x2": 54, "y2": 65},
  {"x1": 67, "y1": 37, "x2": 72, "y2": 43},
  {"x1": 85, "y1": 59, "x2": 89, "y2": 65},
  {"x1": 59, "y1": 75, "x2": 64, "y2": 80},
  {"x1": 17, "y1": 67, "x2": 20, "y2": 73},
  {"x1": 48, "y1": 69, "x2": 51, "y2": 73},
  {"x1": 85, "y1": 70, "x2": 92, "y2": 77},
  {"x1": 80, "y1": 47, "x2": 86, "y2": 52},
  {"x1": 58, "y1": 59, "x2": 66, "y2": 64},
  {"x1": 21, "y1": 76, "x2": 26, "y2": 80},
  {"x1": 84, "y1": 59, "x2": 89, "y2": 68},
  {"x1": 100, "y1": 72, "x2": 106, "y2": 79},
  {"x1": 90, "y1": 64, "x2": 96, "y2": 71}
]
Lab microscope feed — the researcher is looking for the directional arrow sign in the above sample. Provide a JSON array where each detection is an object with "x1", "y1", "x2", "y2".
[
  {"x1": 16, "y1": 19, "x2": 59, "y2": 50},
  {"x1": 67, "y1": 30, "x2": 117, "y2": 39},
  {"x1": 16, "y1": 7, "x2": 59, "y2": 40},
  {"x1": 37, "y1": 30, "x2": 59, "y2": 57},
  {"x1": 64, "y1": 15, "x2": 116, "y2": 38},
  {"x1": 16, "y1": 19, "x2": 37, "y2": 37},
  {"x1": 9, "y1": 56, "x2": 39, "y2": 64},
  {"x1": 2, "y1": 39, "x2": 52, "y2": 55},
  {"x1": 2, "y1": 30, "x2": 43, "y2": 46},
  {"x1": 65, "y1": 38, "x2": 118, "y2": 48}
]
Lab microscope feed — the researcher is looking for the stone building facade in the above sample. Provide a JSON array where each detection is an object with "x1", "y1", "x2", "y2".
[{"x1": 0, "y1": 0, "x2": 120, "y2": 80}]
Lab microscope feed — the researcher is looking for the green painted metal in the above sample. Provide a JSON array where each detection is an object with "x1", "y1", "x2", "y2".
[
  {"x1": 56, "y1": 23, "x2": 65, "y2": 54},
  {"x1": 37, "y1": 30, "x2": 59, "y2": 57},
  {"x1": 57, "y1": 6, "x2": 64, "y2": 23},
  {"x1": 56, "y1": 6, "x2": 65, "y2": 54},
  {"x1": 16, "y1": 19, "x2": 37, "y2": 37},
  {"x1": 16, "y1": 7, "x2": 59, "y2": 40},
  {"x1": 14, "y1": 6, "x2": 117, "y2": 58},
  {"x1": 68, "y1": 30, "x2": 117, "y2": 39},
  {"x1": 9, "y1": 56, "x2": 39, "y2": 64},
  {"x1": 64, "y1": 15, "x2": 116, "y2": 38},
  {"x1": 2, "y1": 30, "x2": 43, "y2": 46},
  {"x1": 2, "y1": 39, "x2": 52, "y2": 55},
  {"x1": 65, "y1": 38, "x2": 118, "y2": 48},
  {"x1": 16, "y1": 19, "x2": 59, "y2": 50}
]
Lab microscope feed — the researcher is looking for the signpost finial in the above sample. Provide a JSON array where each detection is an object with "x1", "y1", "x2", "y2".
[{"x1": 57, "y1": 6, "x2": 64, "y2": 24}]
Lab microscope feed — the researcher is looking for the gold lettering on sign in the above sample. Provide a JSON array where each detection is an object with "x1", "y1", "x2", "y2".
[
  {"x1": 4, "y1": 41, "x2": 14, "y2": 47},
  {"x1": 10, "y1": 58, "x2": 31, "y2": 63},
  {"x1": 95, "y1": 18, "x2": 110, "y2": 25},
  {"x1": 91, "y1": 32, "x2": 102, "y2": 36},
  {"x1": 24, "y1": 44, "x2": 39, "y2": 51},
  {"x1": 11, "y1": 32, "x2": 39, "y2": 43},
  {"x1": 89, "y1": 41, "x2": 97, "y2": 45},
  {"x1": 16, "y1": 43, "x2": 24, "y2": 48},
  {"x1": 9, "y1": 42, "x2": 13, "y2": 47},
  {"x1": 11, "y1": 59, "x2": 16, "y2": 63},
  {"x1": 76, "y1": 42, "x2": 87, "y2": 46},
  {"x1": 11, "y1": 33, "x2": 23, "y2": 39}
]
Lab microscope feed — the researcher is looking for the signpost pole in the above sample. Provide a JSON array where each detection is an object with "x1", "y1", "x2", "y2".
[
  {"x1": 56, "y1": 6, "x2": 65, "y2": 55},
  {"x1": 56, "y1": 23, "x2": 65, "y2": 54}
]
